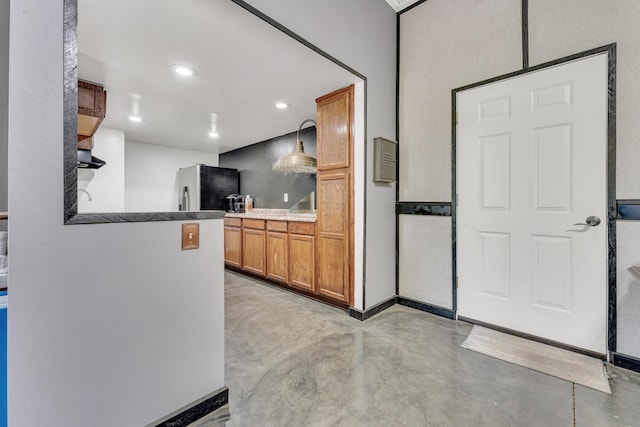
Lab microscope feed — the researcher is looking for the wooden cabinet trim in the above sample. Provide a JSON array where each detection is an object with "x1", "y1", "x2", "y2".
[
  {"x1": 288, "y1": 221, "x2": 315, "y2": 236},
  {"x1": 242, "y1": 218, "x2": 266, "y2": 230},
  {"x1": 315, "y1": 85, "x2": 354, "y2": 104},
  {"x1": 224, "y1": 217, "x2": 242, "y2": 227},
  {"x1": 267, "y1": 220, "x2": 288, "y2": 232}
]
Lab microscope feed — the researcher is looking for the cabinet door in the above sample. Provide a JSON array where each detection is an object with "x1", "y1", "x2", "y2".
[
  {"x1": 316, "y1": 171, "x2": 350, "y2": 303},
  {"x1": 224, "y1": 226, "x2": 242, "y2": 268},
  {"x1": 289, "y1": 234, "x2": 315, "y2": 292},
  {"x1": 316, "y1": 85, "x2": 353, "y2": 171},
  {"x1": 266, "y1": 232, "x2": 288, "y2": 283},
  {"x1": 243, "y1": 228, "x2": 266, "y2": 276}
]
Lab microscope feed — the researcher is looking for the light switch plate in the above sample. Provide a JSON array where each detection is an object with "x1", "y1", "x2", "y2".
[{"x1": 182, "y1": 223, "x2": 200, "y2": 250}]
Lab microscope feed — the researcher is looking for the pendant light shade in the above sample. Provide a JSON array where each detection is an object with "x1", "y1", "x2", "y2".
[{"x1": 272, "y1": 119, "x2": 317, "y2": 175}]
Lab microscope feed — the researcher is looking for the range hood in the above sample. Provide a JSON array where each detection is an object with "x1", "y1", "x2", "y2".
[{"x1": 77, "y1": 149, "x2": 106, "y2": 169}]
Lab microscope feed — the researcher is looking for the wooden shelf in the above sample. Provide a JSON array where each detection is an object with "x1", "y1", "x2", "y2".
[{"x1": 0, "y1": 212, "x2": 7, "y2": 221}]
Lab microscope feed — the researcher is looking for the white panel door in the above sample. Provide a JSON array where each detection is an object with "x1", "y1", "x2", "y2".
[{"x1": 457, "y1": 54, "x2": 608, "y2": 354}]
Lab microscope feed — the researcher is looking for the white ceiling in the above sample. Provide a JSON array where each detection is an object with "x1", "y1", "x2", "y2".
[
  {"x1": 78, "y1": 0, "x2": 361, "y2": 154},
  {"x1": 384, "y1": 0, "x2": 422, "y2": 12}
]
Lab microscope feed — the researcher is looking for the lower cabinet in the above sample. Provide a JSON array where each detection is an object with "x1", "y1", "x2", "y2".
[
  {"x1": 289, "y1": 233, "x2": 315, "y2": 292},
  {"x1": 266, "y1": 232, "x2": 288, "y2": 283},
  {"x1": 224, "y1": 217, "x2": 339, "y2": 305},
  {"x1": 242, "y1": 220, "x2": 266, "y2": 276},
  {"x1": 224, "y1": 218, "x2": 242, "y2": 268},
  {"x1": 266, "y1": 221, "x2": 289, "y2": 283},
  {"x1": 289, "y1": 221, "x2": 316, "y2": 292}
]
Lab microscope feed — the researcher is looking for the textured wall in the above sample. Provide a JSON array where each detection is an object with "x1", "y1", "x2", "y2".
[
  {"x1": 397, "y1": 0, "x2": 521, "y2": 306},
  {"x1": 245, "y1": 0, "x2": 398, "y2": 310},
  {"x1": 8, "y1": 1, "x2": 225, "y2": 425},
  {"x1": 399, "y1": 215, "x2": 452, "y2": 309},
  {"x1": 399, "y1": 0, "x2": 521, "y2": 202},
  {"x1": 616, "y1": 221, "x2": 640, "y2": 357},
  {"x1": 219, "y1": 127, "x2": 317, "y2": 209},
  {"x1": 529, "y1": 0, "x2": 640, "y2": 200}
]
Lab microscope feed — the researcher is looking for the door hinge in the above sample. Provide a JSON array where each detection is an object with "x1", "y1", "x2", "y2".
[
  {"x1": 456, "y1": 276, "x2": 459, "y2": 289},
  {"x1": 455, "y1": 111, "x2": 458, "y2": 125}
]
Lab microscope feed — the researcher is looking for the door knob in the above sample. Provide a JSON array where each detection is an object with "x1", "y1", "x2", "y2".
[{"x1": 573, "y1": 216, "x2": 601, "y2": 227}]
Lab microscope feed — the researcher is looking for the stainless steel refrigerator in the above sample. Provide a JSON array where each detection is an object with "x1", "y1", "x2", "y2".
[{"x1": 177, "y1": 164, "x2": 239, "y2": 211}]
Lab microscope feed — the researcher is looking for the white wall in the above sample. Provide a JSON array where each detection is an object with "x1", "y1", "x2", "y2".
[
  {"x1": 399, "y1": 0, "x2": 521, "y2": 203},
  {"x1": 78, "y1": 128, "x2": 125, "y2": 213},
  {"x1": 8, "y1": 1, "x2": 225, "y2": 426},
  {"x1": 0, "y1": 0, "x2": 8, "y2": 233},
  {"x1": 125, "y1": 141, "x2": 219, "y2": 213},
  {"x1": 245, "y1": 0, "x2": 398, "y2": 310},
  {"x1": 398, "y1": 0, "x2": 521, "y2": 307}
]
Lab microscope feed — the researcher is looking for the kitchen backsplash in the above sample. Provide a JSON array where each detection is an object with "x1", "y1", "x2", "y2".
[{"x1": 219, "y1": 127, "x2": 316, "y2": 209}]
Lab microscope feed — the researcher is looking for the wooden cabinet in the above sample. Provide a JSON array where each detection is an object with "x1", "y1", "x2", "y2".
[
  {"x1": 316, "y1": 85, "x2": 353, "y2": 171},
  {"x1": 78, "y1": 80, "x2": 107, "y2": 150},
  {"x1": 242, "y1": 219, "x2": 266, "y2": 276},
  {"x1": 266, "y1": 221, "x2": 288, "y2": 284},
  {"x1": 315, "y1": 85, "x2": 354, "y2": 305},
  {"x1": 289, "y1": 222, "x2": 315, "y2": 293},
  {"x1": 316, "y1": 171, "x2": 350, "y2": 303},
  {"x1": 224, "y1": 218, "x2": 242, "y2": 268}
]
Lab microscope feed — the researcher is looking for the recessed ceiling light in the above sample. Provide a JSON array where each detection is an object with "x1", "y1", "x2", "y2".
[
  {"x1": 129, "y1": 115, "x2": 142, "y2": 122},
  {"x1": 172, "y1": 65, "x2": 197, "y2": 77},
  {"x1": 275, "y1": 102, "x2": 290, "y2": 109},
  {"x1": 209, "y1": 132, "x2": 219, "y2": 138}
]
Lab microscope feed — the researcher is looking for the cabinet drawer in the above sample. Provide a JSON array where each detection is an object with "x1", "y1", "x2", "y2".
[
  {"x1": 267, "y1": 220, "x2": 288, "y2": 232},
  {"x1": 224, "y1": 217, "x2": 242, "y2": 227},
  {"x1": 243, "y1": 218, "x2": 265, "y2": 230},
  {"x1": 289, "y1": 221, "x2": 315, "y2": 236}
]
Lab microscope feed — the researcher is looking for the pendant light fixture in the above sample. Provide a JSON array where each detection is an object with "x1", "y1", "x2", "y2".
[{"x1": 272, "y1": 119, "x2": 317, "y2": 175}]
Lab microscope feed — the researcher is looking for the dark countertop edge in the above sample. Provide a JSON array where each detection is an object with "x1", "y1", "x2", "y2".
[{"x1": 65, "y1": 211, "x2": 225, "y2": 225}]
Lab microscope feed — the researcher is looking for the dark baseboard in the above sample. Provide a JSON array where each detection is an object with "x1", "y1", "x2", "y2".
[
  {"x1": 397, "y1": 297, "x2": 455, "y2": 319},
  {"x1": 612, "y1": 352, "x2": 640, "y2": 373},
  {"x1": 349, "y1": 296, "x2": 398, "y2": 321},
  {"x1": 148, "y1": 387, "x2": 228, "y2": 427}
]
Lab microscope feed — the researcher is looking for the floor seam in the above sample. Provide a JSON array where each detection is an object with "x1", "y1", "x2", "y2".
[{"x1": 573, "y1": 383, "x2": 576, "y2": 427}]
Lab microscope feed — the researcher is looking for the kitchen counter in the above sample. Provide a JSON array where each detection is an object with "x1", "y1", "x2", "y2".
[{"x1": 225, "y1": 208, "x2": 316, "y2": 222}]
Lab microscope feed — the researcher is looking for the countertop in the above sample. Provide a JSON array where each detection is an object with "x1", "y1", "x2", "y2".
[{"x1": 225, "y1": 209, "x2": 316, "y2": 223}]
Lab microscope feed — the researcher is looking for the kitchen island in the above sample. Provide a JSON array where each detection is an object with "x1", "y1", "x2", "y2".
[{"x1": 222, "y1": 209, "x2": 348, "y2": 307}]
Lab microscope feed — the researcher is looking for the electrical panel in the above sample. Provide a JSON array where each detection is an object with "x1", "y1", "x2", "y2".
[{"x1": 373, "y1": 137, "x2": 397, "y2": 183}]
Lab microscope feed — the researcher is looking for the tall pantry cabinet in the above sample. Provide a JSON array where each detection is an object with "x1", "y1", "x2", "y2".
[{"x1": 315, "y1": 85, "x2": 354, "y2": 306}]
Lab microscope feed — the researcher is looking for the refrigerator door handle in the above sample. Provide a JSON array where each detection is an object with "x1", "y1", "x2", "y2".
[{"x1": 182, "y1": 186, "x2": 190, "y2": 211}]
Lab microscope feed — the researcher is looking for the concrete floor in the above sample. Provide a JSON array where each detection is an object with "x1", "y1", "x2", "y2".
[{"x1": 191, "y1": 270, "x2": 640, "y2": 426}]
